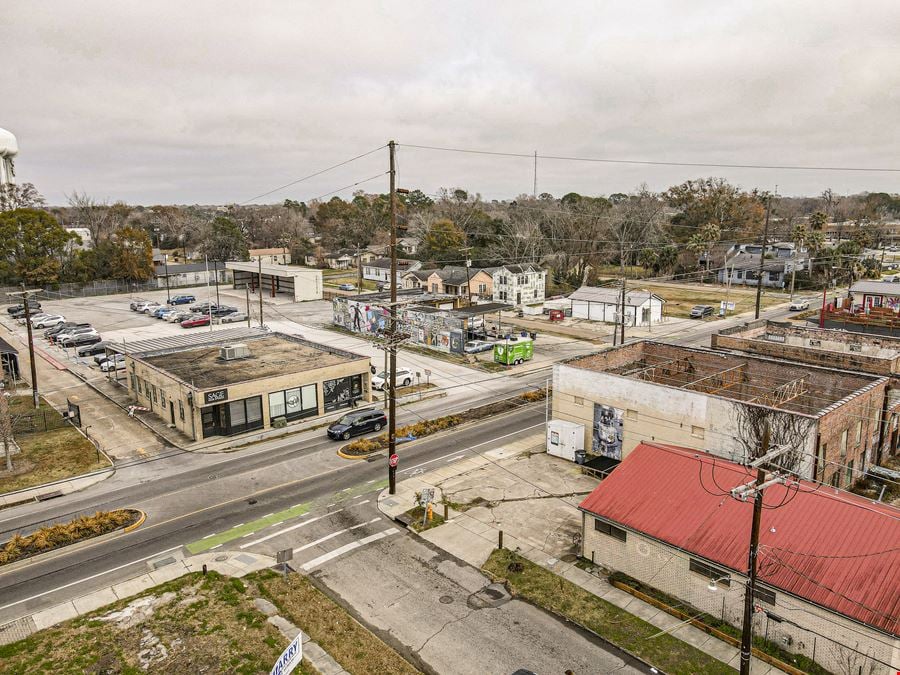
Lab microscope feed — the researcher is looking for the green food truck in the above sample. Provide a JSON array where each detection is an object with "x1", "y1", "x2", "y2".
[{"x1": 493, "y1": 336, "x2": 534, "y2": 365}]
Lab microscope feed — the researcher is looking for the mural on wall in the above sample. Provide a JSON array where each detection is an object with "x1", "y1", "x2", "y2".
[
  {"x1": 397, "y1": 307, "x2": 463, "y2": 353},
  {"x1": 332, "y1": 297, "x2": 389, "y2": 335},
  {"x1": 592, "y1": 404, "x2": 624, "y2": 459}
]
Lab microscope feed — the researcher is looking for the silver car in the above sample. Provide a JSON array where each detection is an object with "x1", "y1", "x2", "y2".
[{"x1": 219, "y1": 311, "x2": 248, "y2": 323}]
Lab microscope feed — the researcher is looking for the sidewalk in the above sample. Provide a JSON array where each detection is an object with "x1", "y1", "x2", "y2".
[
  {"x1": 0, "y1": 548, "x2": 348, "y2": 674},
  {"x1": 378, "y1": 435, "x2": 780, "y2": 675}
]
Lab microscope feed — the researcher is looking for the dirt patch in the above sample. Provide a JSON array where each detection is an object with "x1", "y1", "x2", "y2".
[{"x1": 0, "y1": 572, "x2": 318, "y2": 674}]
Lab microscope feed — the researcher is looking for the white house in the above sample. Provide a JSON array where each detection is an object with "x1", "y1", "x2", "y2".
[
  {"x1": 397, "y1": 237, "x2": 420, "y2": 255},
  {"x1": 362, "y1": 258, "x2": 422, "y2": 285},
  {"x1": 65, "y1": 227, "x2": 93, "y2": 251},
  {"x1": 492, "y1": 264, "x2": 546, "y2": 305},
  {"x1": 719, "y1": 242, "x2": 810, "y2": 289},
  {"x1": 569, "y1": 286, "x2": 665, "y2": 326},
  {"x1": 249, "y1": 248, "x2": 291, "y2": 265}
]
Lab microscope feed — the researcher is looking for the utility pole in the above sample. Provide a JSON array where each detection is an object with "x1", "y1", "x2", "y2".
[
  {"x1": 258, "y1": 257, "x2": 264, "y2": 327},
  {"x1": 245, "y1": 285, "x2": 251, "y2": 327},
  {"x1": 388, "y1": 140, "x2": 398, "y2": 495},
  {"x1": 754, "y1": 193, "x2": 772, "y2": 319},
  {"x1": 0, "y1": 387, "x2": 13, "y2": 471},
  {"x1": 214, "y1": 259, "x2": 221, "y2": 306},
  {"x1": 461, "y1": 241, "x2": 474, "y2": 307},
  {"x1": 619, "y1": 276, "x2": 626, "y2": 345},
  {"x1": 533, "y1": 150, "x2": 537, "y2": 198},
  {"x1": 163, "y1": 254, "x2": 171, "y2": 304},
  {"x1": 356, "y1": 243, "x2": 363, "y2": 291},
  {"x1": 7, "y1": 288, "x2": 41, "y2": 408}
]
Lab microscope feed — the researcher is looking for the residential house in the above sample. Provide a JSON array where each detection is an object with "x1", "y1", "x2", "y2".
[
  {"x1": 403, "y1": 266, "x2": 494, "y2": 301},
  {"x1": 579, "y1": 442, "x2": 900, "y2": 675},
  {"x1": 718, "y1": 243, "x2": 809, "y2": 289},
  {"x1": 492, "y1": 264, "x2": 546, "y2": 305},
  {"x1": 569, "y1": 286, "x2": 665, "y2": 326},
  {"x1": 249, "y1": 248, "x2": 291, "y2": 265},
  {"x1": 397, "y1": 237, "x2": 420, "y2": 255},
  {"x1": 362, "y1": 258, "x2": 422, "y2": 286},
  {"x1": 553, "y1": 341, "x2": 887, "y2": 486}
]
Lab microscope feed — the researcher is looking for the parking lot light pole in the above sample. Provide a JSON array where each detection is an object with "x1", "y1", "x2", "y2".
[
  {"x1": 388, "y1": 141, "x2": 398, "y2": 495},
  {"x1": 163, "y1": 254, "x2": 171, "y2": 304}
]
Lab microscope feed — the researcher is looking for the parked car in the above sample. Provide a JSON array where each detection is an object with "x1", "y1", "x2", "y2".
[
  {"x1": 64, "y1": 332, "x2": 102, "y2": 348},
  {"x1": 789, "y1": 299, "x2": 810, "y2": 311},
  {"x1": 58, "y1": 328, "x2": 99, "y2": 347},
  {"x1": 129, "y1": 298, "x2": 148, "y2": 311},
  {"x1": 50, "y1": 325, "x2": 97, "y2": 345},
  {"x1": 689, "y1": 305, "x2": 714, "y2": 319},
  {"x1": 9, "y1": 305, "x2": 43, "y2": 319},
  {"x1": 20, "y1": 312, "x2": 51, "y2": 325},
  {"x1": 94, "y1": 351, "x2": 113, "y2": 365},
  {"x1": 371, "y1": 367, "x2": 413, "y2": 390},
  {"x1": 464, "y1": 340, "x2": 494, "y2": 354},
  {"x1": 156, "y1": 308, "x2": 179, "y2": 320},
  {"x1": 100, "y1": 354, "x2": 126, "y2": 372},
  {"x1": 168, "y1": 294, "x2": 196, "y2": 305},
  {"x1": 77, "y1": 341, "x2": 108, "y2": 357},
  {"x1": 338, "y1": 283, "x2": 356, "y2": 291},
  {"x1": 219, "y1": 311, "x2": 248, "y2": 323},
  {"x1": 327, "y1": 408, "x2": 387, "y2": 441},
  {"x1": 189, "y1": 301, "x2": 216, "y2": 312},
  {"x1": 166, "y1": 310, "x2": 193, "y2": 323},
  {"x1": 33, "y1": 315, "x2": 66, "y2": 329},
  {"x1": 45, "y1": 322, "x2": 86, "y2": 339},
  {"x1": 181, "y1": 314, "x2": 211, "y2": 328},
  {"x1": 209, "y1": 306, "x2": 238, "y2": 317},
  {"x1": 140, "y1": 302, "x2": 162, "y2": 314},
  {"x1": 7, "y1": 301, "x2": 41, "y2": 315}
]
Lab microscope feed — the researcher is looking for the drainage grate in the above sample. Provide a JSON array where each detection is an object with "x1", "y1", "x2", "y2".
[
  {"x1": 214, "y1": 554, "x2": 229, "y2": 562},
  {"x1": 439, "y1": 595, "x2": 453, "y2": 605}
]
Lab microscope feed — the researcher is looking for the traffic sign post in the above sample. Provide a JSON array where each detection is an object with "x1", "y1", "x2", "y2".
[
  {"x1": 389, "y1": 454, "x2": 399, "y2": 468},
  {"x1": 276, "y1": 548, "x2": 293, "y2": 579}
]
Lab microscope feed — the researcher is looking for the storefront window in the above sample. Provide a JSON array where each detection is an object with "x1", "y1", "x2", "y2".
[
  {"x1": 269, "y1": 384, "x2": 317, "y2": 422},
  {"x1": 229, "y1": 400, "x2": 246, "y2": 427},
  {"x1": 323, "y1": 375, "x2": 362, "y2": 412},
  {"x1": 269, "y1": 391, "x2": 286, "y2": 418}
]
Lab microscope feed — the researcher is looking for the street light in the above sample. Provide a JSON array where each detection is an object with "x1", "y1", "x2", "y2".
[{"x1": 706, "y1": 575, "x2": 731, "y2": 592}]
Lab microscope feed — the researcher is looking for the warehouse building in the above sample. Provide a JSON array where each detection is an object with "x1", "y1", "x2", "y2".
[
  {"x1": 113, "y1": 328, "x2": 370, "y2": 440},
  {"x1": 226, "y1": 261, "x2": 323, "y2": 302},
  {"x1": 553, "y1": 341, "x2": 887, "y2": 486},
  {"x1": 568, "y1": 286, "x2": 665, "y2": 326}
]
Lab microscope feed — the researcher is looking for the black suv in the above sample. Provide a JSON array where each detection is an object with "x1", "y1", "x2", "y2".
[{"x1": 327, "y1": 408, "x2": 387, "y2": 441}]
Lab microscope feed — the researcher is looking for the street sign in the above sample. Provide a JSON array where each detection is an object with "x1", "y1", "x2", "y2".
[
  {"x1": 276, "y1": 548, "x2": 293, "y2": 564},
  {"x1": 388, "y1": 454, "x2": 399, "y2": 468},
  {"x1": 269, "y1": 633, "x2": 303, "y2": 675},
  {"x1": 420, "y1": 487, "x2": 434, "y2": 506}
]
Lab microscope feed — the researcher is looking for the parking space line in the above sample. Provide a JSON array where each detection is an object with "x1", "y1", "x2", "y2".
[{"x1": 300, "y1": 528, "x2": 399, "y2": 571}]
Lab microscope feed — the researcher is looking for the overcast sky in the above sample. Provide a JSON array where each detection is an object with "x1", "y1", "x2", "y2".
[{"x1": 5, "y1": 1, "x2": 899, "y2": 205}]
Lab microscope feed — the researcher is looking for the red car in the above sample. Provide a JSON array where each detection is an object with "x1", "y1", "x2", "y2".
[{"x1": 180, "y1": 315, "x2": 210, "y2": 328}]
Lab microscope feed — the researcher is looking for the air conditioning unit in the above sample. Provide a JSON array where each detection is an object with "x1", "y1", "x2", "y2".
[{"x1": 219, "y1": 344, "x2": 251, "y2": 361}]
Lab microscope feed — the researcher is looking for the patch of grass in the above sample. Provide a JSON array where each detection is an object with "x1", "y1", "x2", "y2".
[
  {"x1": 0, "y1": 397, "x2": 106, "y2": 494},
  {"x1": 0, "y1": 571, "x2": 317, "y2": 674},
  {"x1": 256, "y1": 572, "x2": 420, "y2": 675},
  {"x1": 482, "y1": 549, "x2": 735, "y2": 675},
  {"x1": 405, "y1": 505, "x2": 446, "y2": 532},
  {"x1": 638, "y1": 282, "x2": 788, "y2": 319}
]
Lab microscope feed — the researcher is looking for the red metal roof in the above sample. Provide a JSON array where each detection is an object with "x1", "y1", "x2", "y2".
[{"x1": 579, "y1": 443, "x2": 900, "y2": 636}]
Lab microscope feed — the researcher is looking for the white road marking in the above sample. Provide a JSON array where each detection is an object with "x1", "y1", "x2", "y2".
[
  {"x1": 210, "y1": 544, "x2": 222, "y2": 550},
  {"x1": 352, "y1": 494, "x2": 363, "y2": 500},
  {"x1": 271, "y1": 521, "x2": 283, "y2": 527},
  {"x1": 239, "y1": 510, "x2": 344, "y2": 549},
  {"x1": 263, "y1": 513, "x2": 274, "y2": 518},
  {"x1": 202, "y1": 533, "x2": 216, "y2": 539},
  {"x1": 293, "y1": 518, "x2": 380, "y2": 554},
  {"x1": 301, "y1": 528, "x2": 399, "y2": 571},
  {"x1": 0, "y1": 546, "x2": 183, "y2": 612},
  {"x1": 446, "y1": 455, "x2": 465, "y2": 463},
  {"x1": 400, "y1": 422, "x2": 544, "y2": 474}
]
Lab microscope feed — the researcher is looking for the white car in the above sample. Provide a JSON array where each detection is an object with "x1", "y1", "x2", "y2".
[
  {"x1": 100, "y1": 354, "x2": 126, "y2": 372},
  {"x1": 58, "y1": 328, "x2": 99, "y2": 347},
  {"x1": 20, "y1": 312, "x2": 51, "y2": 324},
  {"x1": 33, "y1": 314, "x2": 66, "y2": 328},
  {"x1": 789, "y1": 299, "x2": 810, "y2": 311},
  {"x1": 371, "y1": 367, "x2": 413, "y2": 390}
]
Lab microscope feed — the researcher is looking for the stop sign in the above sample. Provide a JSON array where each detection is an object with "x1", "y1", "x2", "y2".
[{"x1": 388, "y1": 454, "x2": 399, "y2": 468}]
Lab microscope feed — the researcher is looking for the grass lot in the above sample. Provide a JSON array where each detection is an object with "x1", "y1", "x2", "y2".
[
  {"x1": 0, "y1": 570, "x2": 420, "y2": 674},
  {"x1": 482, "y1": 549, "x2": 735, "y2": 675},
  {"x1": 637, "y1": 282, "x2": 789, "y2": 319},
  {"x1": 0, "y1": 571, "x2": 317, "y2": 675},
  {"x1": 0, "y1": 397, "x2": 106, "y2": 494},
  {"x1": 258, "y1": 571, "x2": 421, "y2": 675}
]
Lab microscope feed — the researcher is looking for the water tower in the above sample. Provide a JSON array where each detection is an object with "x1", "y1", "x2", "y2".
[{"x1": 0, "y1": 128, "x2": 18, "y2": 186}]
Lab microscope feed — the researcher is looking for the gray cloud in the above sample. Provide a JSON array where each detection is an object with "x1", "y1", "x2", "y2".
[{"x1": 4, "y1": 0, "x2": 899, "y2": 204}]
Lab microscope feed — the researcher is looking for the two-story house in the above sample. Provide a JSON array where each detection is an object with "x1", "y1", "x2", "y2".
[
  {"x1": 492, "y1": 264, "x2": 546, "y2": 305},
  {"x1": 362, "y1": 258, "x2": 422, "y2": 286}
]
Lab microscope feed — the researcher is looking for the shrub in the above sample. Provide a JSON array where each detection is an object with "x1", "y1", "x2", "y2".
[{"x1": 519, "y1": 389, "x2": 548, "y2": 402}]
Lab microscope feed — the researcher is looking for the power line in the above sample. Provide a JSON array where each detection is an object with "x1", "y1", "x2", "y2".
[
  {"x1": 399, "y1": 143, "x2": 900, "y2": 173},
  {"x1": 240, "y1": 144, "x2": 387, "y2": 204}
]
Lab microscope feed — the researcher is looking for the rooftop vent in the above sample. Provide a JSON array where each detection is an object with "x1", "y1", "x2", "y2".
[{"x1": 219, "y1": 343, "x2": 251, "y2": 361}]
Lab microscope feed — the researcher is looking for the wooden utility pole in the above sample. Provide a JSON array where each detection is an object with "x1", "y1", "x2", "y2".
[
  {"x1": 461, "y1": 241, "x2": 474, "y2": 307},
  {"x1": 533, "y1": 150, "x2": 538, "y2": 197},
  {"x1": 7, "y1": 288, "x2": 41, "y2": 408},
  {"x1": 356, "y1": 243, "x2": 363, "y2": 291},
  {"x1": 619, "y1": 277, "x2": 626, "y2": 345},
  {"x1": 388, "y1": 140, "x2": 398, "y2": 495},
  {"x1": 754, "y1": 194, "x2": 772, "y2": 320},
  {"x1": 0, "y1": 389, "x2": 13, "y2": 471}
]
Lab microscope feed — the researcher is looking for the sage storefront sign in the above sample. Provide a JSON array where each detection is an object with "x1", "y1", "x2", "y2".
[{"x1": 204, "y1": 388, "x2": 229, "y2": 405}]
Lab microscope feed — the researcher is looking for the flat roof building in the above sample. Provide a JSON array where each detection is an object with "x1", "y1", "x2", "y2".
[
  {"x1": 227, "y1": 262, "x2": 322, "y2": 302},
  {"x1": 554, "y1": 341, "x2": 887, "y2": 486},
  {"x1": 115, "y1": 328, "x2": 370, "y2": 441}
]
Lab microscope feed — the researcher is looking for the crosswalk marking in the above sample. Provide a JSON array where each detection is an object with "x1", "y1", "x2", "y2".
[
  {"x1": 301, "y1": 528, "x2": 400, "y2": 571},
  {"x1": 239, "y1": 511, "x2": 341, "y2": 549},
  {"x1": 292, "y1": 519, "x2": 380, "y2": 554}
]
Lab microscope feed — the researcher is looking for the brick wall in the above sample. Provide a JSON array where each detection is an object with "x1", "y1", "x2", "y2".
[{"x1": 581, "y1": 513, "x2": 899, "y2": 674}]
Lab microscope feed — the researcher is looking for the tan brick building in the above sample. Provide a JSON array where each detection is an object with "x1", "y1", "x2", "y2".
[
  {"x1": 114, "y1": 328, "x2": 370, "y2": 441},
  {"x1": 553, "y1": 342, "x2": 887, "y2": 486}
]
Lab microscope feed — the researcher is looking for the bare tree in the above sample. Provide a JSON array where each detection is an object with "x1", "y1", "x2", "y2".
[
  {"x1": 65, "y1": 191, "x2": 112, "y2": 245},
  {"x1": 0, "y1": 183, "x2": 45, "y2": 212},
  {"x1": 733, "y1": 404, "x2": 813, "y2": 474}
]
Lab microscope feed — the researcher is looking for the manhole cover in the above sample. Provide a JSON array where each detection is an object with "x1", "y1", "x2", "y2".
[
  {"x1": 560, "y1": 554, "x2": 578, "y2": 563},
  {"x1": 208, "y1": 474, "x2": 217, "y2": 480},
  {"x1": 439, "y1": 595, "x2": 453, "y2": 605},
  {"x1": 214, "y1": 555, "x2": 228, "y2": 562}
]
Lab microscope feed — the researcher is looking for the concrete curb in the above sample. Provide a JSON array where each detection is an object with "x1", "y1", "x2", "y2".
[
  {"x1": 0, "y1": 465, "x2": 115, "y2": 509},
  {"x1": 0, "y1": 509, "x2": 145, "y2": 576}
]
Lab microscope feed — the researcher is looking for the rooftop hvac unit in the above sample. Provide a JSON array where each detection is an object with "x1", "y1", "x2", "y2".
[
  {"x1": 219, "y1": 343, "x2": 251, "y2": 361},
  {"x1": 546, "y1": 419, "x2": 584, "y2": 462}
]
